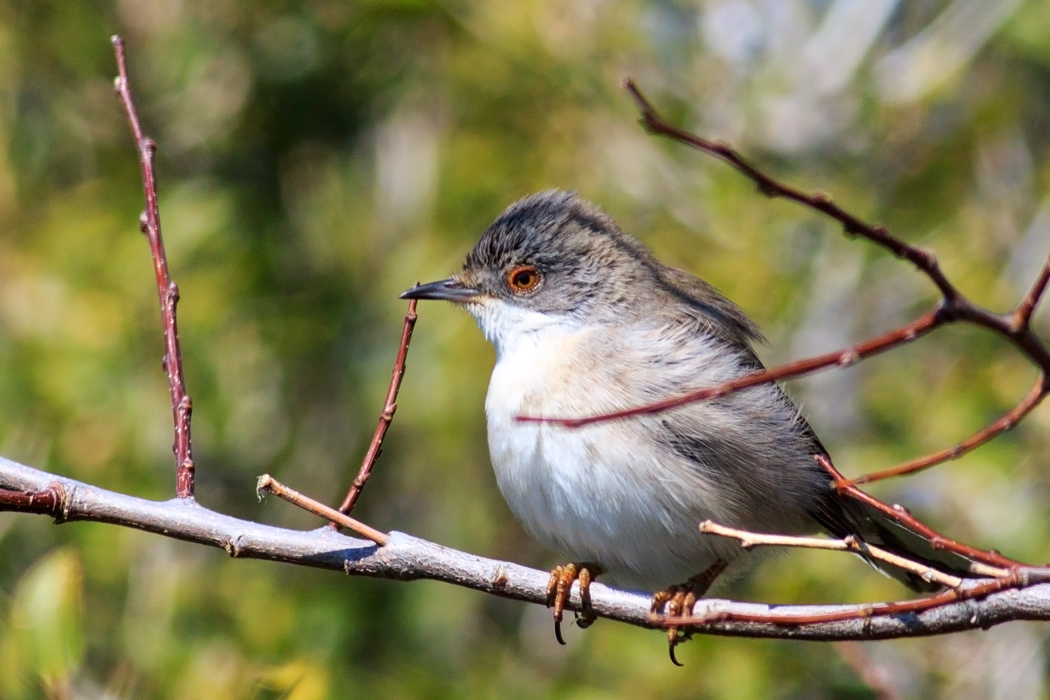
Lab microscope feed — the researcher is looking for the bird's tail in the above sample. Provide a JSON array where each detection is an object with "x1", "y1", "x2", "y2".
[{"x1": 813, "y1": 488, "x2": 992, "y2": 593}]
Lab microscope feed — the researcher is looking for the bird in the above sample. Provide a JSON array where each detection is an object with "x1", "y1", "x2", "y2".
[{"x1": 401, "y1": 190, "x2": 979, "y2": 660}]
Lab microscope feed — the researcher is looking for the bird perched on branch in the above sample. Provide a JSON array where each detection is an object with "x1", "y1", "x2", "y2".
[{"x1": 402, "y1": 190, "x2": 979, "y2": 661}]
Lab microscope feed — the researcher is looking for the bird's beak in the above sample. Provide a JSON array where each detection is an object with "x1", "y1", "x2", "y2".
[{"x1": 400, "y1": 278, "x2": 481, "y2": 303}]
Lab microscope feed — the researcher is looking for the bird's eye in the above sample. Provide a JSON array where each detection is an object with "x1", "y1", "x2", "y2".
[{"x1": 507, "y1": 265, "x2": 541, "y2": 293}]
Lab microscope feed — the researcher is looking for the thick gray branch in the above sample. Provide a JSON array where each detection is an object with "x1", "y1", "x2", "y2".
[{"x1": 3, "y1": 455, "x2": 1050, "y2": 641}]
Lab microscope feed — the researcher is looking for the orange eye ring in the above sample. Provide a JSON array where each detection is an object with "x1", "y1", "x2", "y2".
[{"x1": 507, "y1": 265, "x2": 541, "y2": 293}]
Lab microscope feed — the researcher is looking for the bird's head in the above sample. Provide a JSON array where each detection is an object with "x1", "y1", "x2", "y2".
[{"x1": 402, "y1": 190, "x2": 657, "y2": 351}]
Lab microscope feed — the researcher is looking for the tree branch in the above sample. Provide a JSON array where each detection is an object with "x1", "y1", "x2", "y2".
[
  {"x1": 1015, "y1": 254, "x2": 1050, "y2": 328},
  {"x1": 0, "y1": 484, "x2": 65, "y2": 517},
  {"x1": 4, "y1": 455, "x2": 1050, "y2": 642},
  {"x1": 666, "y1": 571, "x2": 1049, "y2": 632}
]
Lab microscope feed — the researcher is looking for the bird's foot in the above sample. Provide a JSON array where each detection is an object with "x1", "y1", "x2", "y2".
[
  {"x1": 651, "y1": 561, "x2": 728, "y2": 666},
  {"x1": 545, "y1": 562, "x2": 601, "y2": 644}
]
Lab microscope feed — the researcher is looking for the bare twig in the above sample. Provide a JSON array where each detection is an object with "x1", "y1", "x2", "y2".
[
  {"x1": 335, "y1": 297, "x2": 419, "y2": 518},
  {"x1": 622, "y1": 79, "x2": 960, "y2": 299},
  {"x1": 259, "y1": 475, "x2": 386, "y2": 544},
  {"x1": 258, "y1": 475, "x2": 387, "y2": 545},
  {"x1": 699, "y1": 520, "x2": 972, "y2": 587},
  {"x1": 112, "y1": 36, "x2": 195, "y2": 499}
]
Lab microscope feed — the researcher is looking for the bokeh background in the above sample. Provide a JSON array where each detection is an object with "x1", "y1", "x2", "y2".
[{"x1": 1, "y1": 0, "x2": 1050, "y2": 697}]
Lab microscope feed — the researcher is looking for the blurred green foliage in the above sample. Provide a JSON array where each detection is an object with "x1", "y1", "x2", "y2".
[{"x1": 2, "y1": 0, "x2": 1050, "y2": 697}]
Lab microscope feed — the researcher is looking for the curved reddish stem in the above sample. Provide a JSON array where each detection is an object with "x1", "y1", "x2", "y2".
[
  {"x1": 852, "y1": 378, "x2": 1048, "y2": 486},
  {"x1": 335, "y1": 299, "x2": 419, "y2": 518}
]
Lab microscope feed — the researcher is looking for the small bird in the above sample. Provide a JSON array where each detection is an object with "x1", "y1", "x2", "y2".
[{"x1": 402, "y1": 190, "x2": 976, "y2": 659}]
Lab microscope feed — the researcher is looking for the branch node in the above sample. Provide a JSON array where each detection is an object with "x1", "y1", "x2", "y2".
[
  {"x1": 225, "y1": 535, "x2": 244, "y2": 558},
  {"x1": 0, "y1": 482, "x2": 67, "y2": 519},
  {"x1": 756, "y1": 179, "x2": 779, "y2": 198},
  {"x1": 255, "y1": 475, "x2": 270, "y2": 501},
  {"x1": 837, "y1": 351, "x2": 860, "y2": 367}
]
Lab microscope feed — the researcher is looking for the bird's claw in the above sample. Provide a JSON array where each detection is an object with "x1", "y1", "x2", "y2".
[
  {"x1": 546, "y1": 563, "x2": 599, "y2": 644},
  {"x1": 651, "y1": 561, "x2": 728, "y2": 666},
  {"x1": 651, "y1": 585, "x2": 700, "y2": 666}
]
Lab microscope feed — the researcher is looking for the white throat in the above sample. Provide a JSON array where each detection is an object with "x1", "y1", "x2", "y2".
[{"x1": 466, "y1": 298, "x2": 580, "y2": 360}]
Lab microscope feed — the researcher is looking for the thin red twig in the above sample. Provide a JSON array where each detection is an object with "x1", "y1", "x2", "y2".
[
  {"x1": 519, "y1": 310, "x2": 941, "y2": 428},
  {"x1": 334, "y1": 298, "x2": 418, "y2": 519},
  {"x1": 620, "y1": 78, "x2": 1050, "y2": 372},
  {"x1": 258, "y1": 475, "x2": 388, "y2": 545},
  {"x1": 852, "y1": 378, "x2": 1047, "y2": 485},
  {"x1": 112, "y1": 36, "x2": 195, "y2": 499}
]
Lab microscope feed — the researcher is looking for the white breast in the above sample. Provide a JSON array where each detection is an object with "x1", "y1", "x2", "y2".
[{"x1": 477, "y1": 304, "x2": 743, "y2": 591}]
